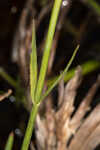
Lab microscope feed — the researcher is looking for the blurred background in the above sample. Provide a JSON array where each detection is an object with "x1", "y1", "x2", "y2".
[{"x1": 0, "y1": 0, "x2": 100, "y2": 149}]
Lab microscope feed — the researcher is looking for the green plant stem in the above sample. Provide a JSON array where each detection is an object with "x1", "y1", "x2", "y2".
[
  {"x1": 35, "y1": 0, "x2": 62, "y2": 103},
  {"x1": 0, "y1": 68, "x2": 17, "y2": 88},
  {"x1": 21, "y1": 104, "x2": 39, "y2": 150},
  {"x1": 5, "y1": 132, "x2": 14, "y2": 150},
  {"x1": 21, "y1": 1, "x2": 62, "y2": 149},
  {"x1": 30, "y1": 21, "x2": 37, "y2": 103}
]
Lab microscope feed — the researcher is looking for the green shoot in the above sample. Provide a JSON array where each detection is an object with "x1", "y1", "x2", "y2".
[
  {"x1": 5, "y1": 132, "x2": 14, "y2": 150},
  {"x1": 41, "y1": 45, "x2": 79, "y2": 101},
  {"x1": 0, "y1": 68, "x2": 17, "y2": 88},
  {"x1": 35, "y1": 0, "x2": 62, "y2": 104},
  {"x1": 30, "y1": 21, "x2": 37, "y2": 103},
  {"x1": 21, "y1": 0, "x2": 62, "y2": 150},
  {"x1": 21, "y1": 104, "x2": 39, "y2": 150}
]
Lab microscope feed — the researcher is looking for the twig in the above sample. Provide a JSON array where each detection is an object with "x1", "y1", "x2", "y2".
[
  {"x1": 0, "y1": 89, "x2": 12, "y2": 102},
  {"x1": 36, "y1": 2, "x2": 53, "y2": 28}
]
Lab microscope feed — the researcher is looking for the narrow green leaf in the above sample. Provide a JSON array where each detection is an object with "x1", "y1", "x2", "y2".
[
  {"x1": 47, "y1": 60, "x2": 100, "y2": 87},
  {"x1": 35, "y1": 0, "x2": 62, "y2": 103},
  {"x1": 40, "y1": 45, "x2": 79, "y2": 102},
  {"x1": 0, "y1": 68, "x2": 17, "y2": 88},
  {"x1": 5, "y1": 132, "x2": 14, "y2": 150},
  {"x1": 30, "y1": 21, "x2": 37, "y2": 103}
]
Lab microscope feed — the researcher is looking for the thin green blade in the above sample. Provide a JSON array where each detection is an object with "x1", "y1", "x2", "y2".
[
  {"x1": 35, "y1": 0, "x2": 62, "y2": 104},
  {"x1": 30, "y1": 21, "x2": 37, "y2": 103},
  {"x1": 5, "y1": 132, "x2": 14, "y2": 150},
  {"x1": 40, "y1": 45, "x2": 79, "y2": 102},
  {"x1": 0, "y1": 68, "x2": 17, "y2": 88},
  {"x1": 47, "y1": 60, "x2": 100, "y2": 87}
]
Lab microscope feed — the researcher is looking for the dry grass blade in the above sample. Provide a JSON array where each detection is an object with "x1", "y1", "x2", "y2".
[
  {"x1": 58, "y1": 79, "x2": 64, "y2": 107},
  {"x1": 0, "y1": 89, "x2": 12, "y2": 102},
  {"x1": 45, "y1": 96, "x2": 56, "y2": 150},
  {"x1": 30, "y1": 142, "x2": 36, "y2": 150},
  {"x1": 35, "y1": 114, "x2": 47, "y2": 150},
  {"x1": 12, "y1": 0, "x2": 35, "y2": 84},
  {"x1": 70, "y1": 74, "x2": 100, "y2": 131},
  {"x1": 55, "y1": 66, "x2": 82, "y2": 150},
  {"x1": 36, "y1": 2, "x2": 53, "y2": 28},
  {"x1": 33, "y1": 67, "x2": 100, "y2": 150},
  {"x1": 68, "y1": 105, "x2": 100, "y2": 150},
  {"x1": 81, "y1": 124, "x2": 100, "y2": 150}
]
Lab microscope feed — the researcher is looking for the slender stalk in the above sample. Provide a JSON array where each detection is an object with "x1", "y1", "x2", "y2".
[
  {"x1": 0, "y1": 68, "x2": 17, "y2": 88},
  {"x1": 5, "y1": 132, "x2": 14, "y2": 150},
  {"x1": 21, "y1": 104, "x2": 39, "y2": 150},
  {"x1": 30, "y1": 21, "x2": 37, "y2": 103},
  {"x1": 35, "y1": 0, "x2": 62, "y2": 103}
]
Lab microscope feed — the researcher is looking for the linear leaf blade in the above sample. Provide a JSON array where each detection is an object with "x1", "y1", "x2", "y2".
[
  {"x1": 5, "y1": 132, "x2": 14, "y2": 150},
  {"x1": 35, "y1": 0, "x2": 62, "y2": 103},
  {"x1": 30, "y1": 21, "x2": 37, "y2": 103},
  {"x1": 40, "y1": 45, "x2": 79, "y2": 102}
]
